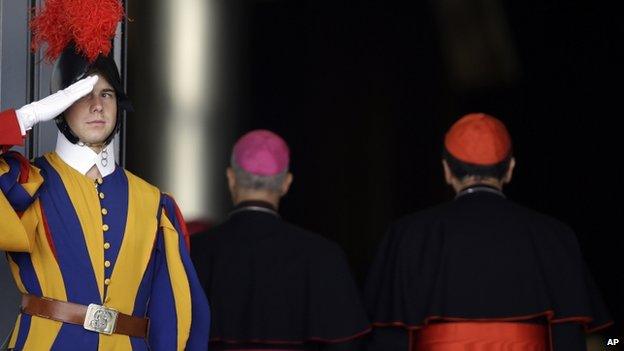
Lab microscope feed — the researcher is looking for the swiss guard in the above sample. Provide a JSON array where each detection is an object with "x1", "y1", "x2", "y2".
[
  {"x1": 364, "y1": 113, "x2": 612, "y2": 351},
  {"x1": 0, "y1": 0, "x2": 210, "y2": 349}
]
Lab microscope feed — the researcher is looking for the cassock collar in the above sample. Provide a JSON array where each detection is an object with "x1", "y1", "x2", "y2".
[
  {"x1": 229, "y1": 200, "x2": 280, "y2": 218},
  {"x1": 55, "y1": 131, "x2": 116, "y2": 177},
  {"x1": 455, "y1": 184, "x2": 505, "y2": 199}
]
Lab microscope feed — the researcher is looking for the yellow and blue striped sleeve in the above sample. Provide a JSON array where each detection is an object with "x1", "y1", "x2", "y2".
[
  {"x1": 146, "y1": 193, "x2": 210, "y2": 350},
  {"x1": 0, "y1": 151, "x2": 43, "y2": 252}
]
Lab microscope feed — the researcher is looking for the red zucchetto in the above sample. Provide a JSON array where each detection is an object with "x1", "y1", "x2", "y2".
[{"x1": 444, "y1": 113, "x2": 512, "y2": 165}]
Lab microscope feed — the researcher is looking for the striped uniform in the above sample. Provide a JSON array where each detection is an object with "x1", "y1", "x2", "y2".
[{"x1": 1, "y1": 113, "x2": 210, "y2": 350}]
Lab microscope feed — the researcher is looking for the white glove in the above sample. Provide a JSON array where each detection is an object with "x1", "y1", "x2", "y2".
[{"x1": 15, "y1": 75, "x2": 99, "y2": 135}]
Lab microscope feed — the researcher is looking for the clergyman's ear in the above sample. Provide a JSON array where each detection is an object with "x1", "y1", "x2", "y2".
[
  {"x1": 226, "y1": 167, "x2": 236, "y2": 193},
  {"x1": 281, "y1": 172, "x2": 293, "y2": 196},
  {"x1": 442, "y1": 159, "x2": 453, "y2": 185},
  {"x1": 503, "y1": 157, "x2": 516, "y2": 184}
]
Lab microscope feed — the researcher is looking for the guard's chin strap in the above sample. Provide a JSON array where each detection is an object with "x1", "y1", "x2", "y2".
[
  {"x1": 62, "y1": 120, "x2": 114, "y2": 149},
  {"x1": 56, "y1": 106, "x2": 120, "y2": 146}
]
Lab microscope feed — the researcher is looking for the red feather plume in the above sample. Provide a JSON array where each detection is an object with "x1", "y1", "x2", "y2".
[
  {"x1": 30, "y1": 0, "x2": 71, "y2": 62},
  {"x1": 30, "y1": 0, "x2": 125, "y2": 63}
]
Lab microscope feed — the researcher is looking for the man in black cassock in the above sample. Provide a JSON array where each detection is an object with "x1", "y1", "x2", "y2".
[
  {"x1": 191, "y1": 130, "x2": 370, "y2": 351},
  {"x1": 365, "y1": 113, "x2": 612, "y2": 351}
]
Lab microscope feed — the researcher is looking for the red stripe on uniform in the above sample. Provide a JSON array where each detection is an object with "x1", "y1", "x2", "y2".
[
  {"x1": 13, "y1": 152, "x2": 31, "y2": 184},
  {"x1": 40, "y1": 202, "x2": 59, "y2": 262},
  {"x1": 171, "y1": 202, "x2": 191, "y2": 250}
]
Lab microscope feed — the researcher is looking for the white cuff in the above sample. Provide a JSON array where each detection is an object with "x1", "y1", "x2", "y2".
[{"x1": 15, "y1": 106, "x2": 34, "y2": 135}]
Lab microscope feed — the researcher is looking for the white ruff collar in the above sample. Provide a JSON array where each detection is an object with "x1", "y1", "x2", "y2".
[{"x1": 54, "y1": 131, "x2": 116, "y2": 177}]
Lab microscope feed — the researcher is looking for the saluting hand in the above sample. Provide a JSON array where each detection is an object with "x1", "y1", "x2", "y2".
[{"x1": 15, "y1": 75, "x2": 99, "y2": 133}]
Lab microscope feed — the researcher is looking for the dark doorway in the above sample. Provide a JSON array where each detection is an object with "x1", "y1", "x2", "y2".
[{"x1": 229, "y1": 0, "x2": 623, "y2": 336}]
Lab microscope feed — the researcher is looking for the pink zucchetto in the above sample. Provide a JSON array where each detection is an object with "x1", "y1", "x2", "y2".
[{"x1": 232, "y1": 129, "x2": 290, "y2": 176}]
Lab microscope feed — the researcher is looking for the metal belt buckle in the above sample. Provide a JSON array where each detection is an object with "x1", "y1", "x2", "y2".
[{"x1": 83, "y1": 304, "x2": 118, "y2": 335}]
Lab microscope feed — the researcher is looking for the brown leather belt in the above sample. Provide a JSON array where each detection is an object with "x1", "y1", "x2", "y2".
[{"x1": 20, "y1": 294, "x2": 149, "y2": 338}]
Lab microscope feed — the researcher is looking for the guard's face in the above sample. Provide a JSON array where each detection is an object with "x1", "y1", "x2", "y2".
[{"x1": 64, "y1": 75, "x2": 117, "y2": 145}]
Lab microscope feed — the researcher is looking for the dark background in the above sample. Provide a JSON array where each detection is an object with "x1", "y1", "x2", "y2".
[
  {"x1": 126, "y1": 0, "x2": 623, "y2": 339},
  {"x1": 232, "y1": 0, "x2": 623, "y2": 336}
]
